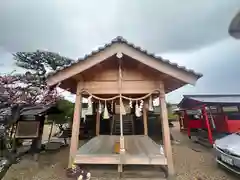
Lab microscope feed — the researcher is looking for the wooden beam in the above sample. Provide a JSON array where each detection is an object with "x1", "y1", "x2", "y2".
[
  {"x1": 96, "y1": 111, "x2": 100, "y2": 136},
  {"x1": 143, "y1": 102, "x2": 148, "y2": 135},
  {"x1": 82, "y1": 80, "x2": 160, "y2": 94},
  {"x1": 79, "y1": 65, "x2": 162, "y2": 82},
  {"x1": 68, "y1": 81, "x2": 82, "y2": 168},
  {"x1": 159, "y1": 81, "x2": 175, "y2": 177},
  {"x1": 59, "y1": 79, "x2": 173, "y2": 95}
]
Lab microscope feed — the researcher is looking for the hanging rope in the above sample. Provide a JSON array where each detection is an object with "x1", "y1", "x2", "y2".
[
  {"x1": 122, "y1": 90, "x2": 159, "y2": 101},
  {"x1": 79, "y1": 89, "x2": 160, "y2": 101},
  {"x1": 80, "y1": 90, "x2": 119, "y2": 101}
]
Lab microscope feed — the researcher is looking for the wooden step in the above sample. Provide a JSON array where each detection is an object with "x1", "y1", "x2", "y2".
[{"x1": 112, "y1": 115, "x2": 134, "y2": 135}]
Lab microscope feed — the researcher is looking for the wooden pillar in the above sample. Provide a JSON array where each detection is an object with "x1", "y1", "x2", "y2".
[
  {"x1": 180, "y1": 115, "x2": 184, "y2": 131},
  {"x1": 32, "y1": 116, "x2": 45, "y2": 161},
  {"x1": 143, "y1": 103, "x2": 148, "y2": 135},
  {"x1": 177, "y1": 112, "x2": 183, "y2": 131},
  {"x1": 159, "y1": 82, "x2": 175, "y2": 177},
  {"x1": 96, "y1": 111, "x2": 100, "y2": 136},
  {"x1": 68, "y1": 82, "x2": 82, "y2": 168},
  {"x1": 177, "y1": 115, "x2": 181, "y2": 131}
]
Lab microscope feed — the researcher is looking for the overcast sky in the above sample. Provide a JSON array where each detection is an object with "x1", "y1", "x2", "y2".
[{"x1": 0, "y1": 0, "x2": 240, "y2": 103}]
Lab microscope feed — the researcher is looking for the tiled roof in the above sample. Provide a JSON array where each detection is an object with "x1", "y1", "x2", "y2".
[
  {"x1": 179, "y1": 94, "x2": 240, "y2": 108},
  {"x1": 47, "y1": 36, "x2": 203, "y2": 78},
  {"x1": 20, "y1": 105, "x2": 62, "y2": 116},
  {"x1": 184, "y1": 94, "x2": 240, "y2": 104}
]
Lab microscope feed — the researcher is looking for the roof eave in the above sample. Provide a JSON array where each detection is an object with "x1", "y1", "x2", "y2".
[{"x1": 46, "y1": 36, "x2": 202, "y2": 87}]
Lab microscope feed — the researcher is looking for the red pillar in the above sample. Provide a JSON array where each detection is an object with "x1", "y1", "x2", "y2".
[{"x1": 202, "y1": 105, "x2": 214, "y2": 144}]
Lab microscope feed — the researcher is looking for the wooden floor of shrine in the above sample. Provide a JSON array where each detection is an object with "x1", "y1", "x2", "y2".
[{"x1": 75, "y1": 135, "x2": 167, "y2": 165}]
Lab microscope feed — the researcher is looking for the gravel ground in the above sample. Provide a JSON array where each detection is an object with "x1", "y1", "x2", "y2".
[{"x1": 2, "y1": 123, "x2": 238, "y2": 180}]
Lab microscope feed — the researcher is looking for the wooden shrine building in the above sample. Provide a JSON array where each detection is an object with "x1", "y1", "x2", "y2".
[{"x1": 46, "y1": 37, "x2": 202, "y2": 178}]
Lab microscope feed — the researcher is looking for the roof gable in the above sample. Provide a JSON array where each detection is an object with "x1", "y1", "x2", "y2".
[{"x1": 47, "y1": 36, "x2": 202, "y2": 86}]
